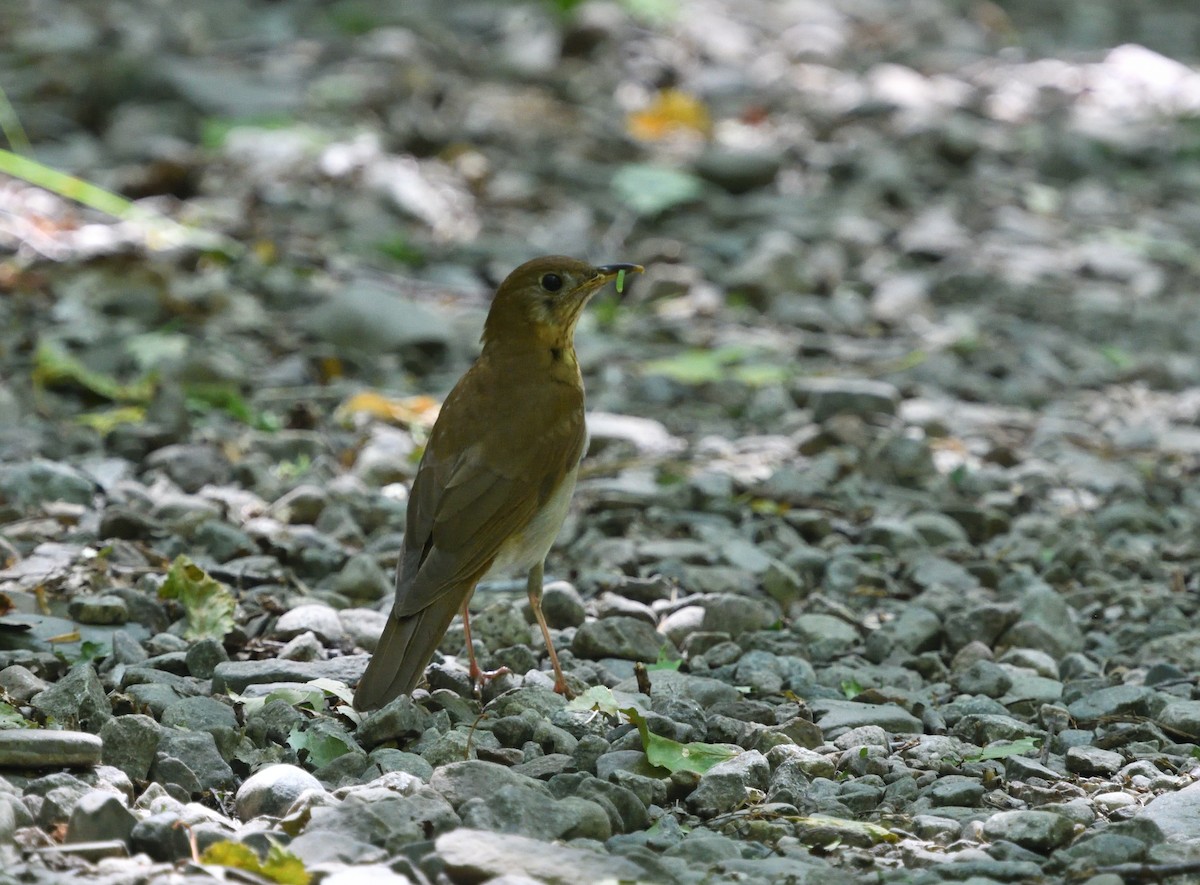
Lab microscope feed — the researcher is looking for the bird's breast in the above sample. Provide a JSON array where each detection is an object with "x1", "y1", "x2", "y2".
[{"x1": 485, "y1": 464, "x2": 579, "y2": 578}]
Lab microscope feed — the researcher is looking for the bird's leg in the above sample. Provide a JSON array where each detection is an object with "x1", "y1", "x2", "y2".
[
  {"x1": 527, "y1": 561, "x2": 572, "y2": 697},
  {"x1": 460, "y1": 598, "x2": 510, "y2": 690}
]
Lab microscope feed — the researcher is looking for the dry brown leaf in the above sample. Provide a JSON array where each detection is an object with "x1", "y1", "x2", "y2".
[{"x1": 336, "y1": 391, "x2": 440, "y2": 428}]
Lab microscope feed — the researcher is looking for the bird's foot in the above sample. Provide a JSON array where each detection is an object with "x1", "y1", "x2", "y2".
[
  {"x1": 468, "y1": 661, "x2": 512, "y2": 694},
  {"x1": 552, "y1": 675, "x2": 575, "y2": 700}
]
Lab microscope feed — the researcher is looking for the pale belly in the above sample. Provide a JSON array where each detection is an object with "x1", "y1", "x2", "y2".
[{"x1": 484, "y1": 464, "x2": 579, "y2": 579}]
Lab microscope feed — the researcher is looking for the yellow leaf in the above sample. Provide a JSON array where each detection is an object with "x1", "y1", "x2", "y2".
[
  {"x1": 76, "y1": 406, "x2": 147, "y2": 434},
  {"x1": 627, "y1": 90, "x2": 712, "y2": 142},
  {"x1": 336, "y1": 391, "x2": 440, "y2": 427},
  {"x1": 201, "y1": 840, "x2": 311, "y2": 885}
]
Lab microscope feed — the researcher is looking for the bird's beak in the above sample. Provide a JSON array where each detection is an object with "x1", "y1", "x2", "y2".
[
  {"x1": 594, "y1": 263, "x2": 644, "y2": 296},
  {"x1": 596, "y1": 263, "x2": 645, "y2": 278}
]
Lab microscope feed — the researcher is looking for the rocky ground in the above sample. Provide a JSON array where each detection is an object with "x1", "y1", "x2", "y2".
[{"x1": 3, "y1": 1, "x2": 1200, "y2": 883}]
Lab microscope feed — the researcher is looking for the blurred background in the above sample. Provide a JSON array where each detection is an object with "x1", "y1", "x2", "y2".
[
  {"x1": 3, "y1": 0, "x2": 1200, "y2": 435},
  {"x1": 2, "y1": 3, "x2": 1200, "y2": 878}
]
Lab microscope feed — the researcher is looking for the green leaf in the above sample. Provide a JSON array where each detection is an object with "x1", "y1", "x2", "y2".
[
  {"x1": 840, "y1": 678, "x2": 863, "y2": 700},
  {"x1": 183, "y1": 382, "x2": 258, "y2": 426},
  {"x1": 201, "y1": 840, "x2": 311, "y2": 885},
  {"x1": 157, "y1": 555, "x2": 237, "y2": 641},
  {"x1": 306, "y1": 678, "x2": 356, "y2": 707},
  {"x1": 374, "y1": 235, "x2": 425, "y2": 267},
  {"x1": 0, "y1": 147, "x2": 237, "y2": 254},
  {"x1": 620, "y1": 0, "x2": 678, "y2": 23},
  {"x1": 647, "y1": 646, "x2": 682, "y2": 672},
  {"x1": 287, "y1": 720, "x2": 357, "y2": 769},
  {"x1": 640, "y1": 345, "x2": 788, "y2": 387},
  {"x1": 33, "y1": 341, "x2": 155, "y2": 404},
  {"x1": 566, "y1": 685, "x2": 622, "y2": 717},
  {"x1": 965, "y1": 736, "x2": 1041, "y2": 762},
  {"x1": 612, "y1": 164, "x2": 703, "y2": 217},
  {"x1": 0, "y1": 700, "x2": 33, "y2": 729},
  {"x1": 1100, "y1": 345, "x2": 1133, "y2": 369},
  {"x1": 623, "y1": 707, "x2": 740, "y2": 774},
  {"x1": 75, "y1": 406, "x2": 147, "y2": 434}
]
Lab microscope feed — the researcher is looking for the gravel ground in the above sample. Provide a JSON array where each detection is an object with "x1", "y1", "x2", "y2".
[{"x1": 3, "y1": 1, "x2": 1200, "y2": 883}]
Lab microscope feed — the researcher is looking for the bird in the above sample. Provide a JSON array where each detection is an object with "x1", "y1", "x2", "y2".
[{"x1": 353, "y1": 256, "x2": 643, "y2": 711}]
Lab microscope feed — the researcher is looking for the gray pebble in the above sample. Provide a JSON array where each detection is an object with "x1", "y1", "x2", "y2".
[
  {"x1": 235, "y1": 763, "x2": 324, "y2": 820},
  {"x1": 571, "y1": 616, "x2": 671, "y2": 663},
  {"x1": 65, "y1": 790, "x2": 136, "y2": 844},
  {"x1": 982, "y1": 809, "x2": 1075, "y2": 852},
  {"x1": 0, "y1": 730, "x2": 102, "y2": 769}
]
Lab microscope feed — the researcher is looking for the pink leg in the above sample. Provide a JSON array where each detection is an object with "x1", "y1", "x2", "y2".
[{"x1": 461, "y1": 598, "x2": 510, "y2": 690}]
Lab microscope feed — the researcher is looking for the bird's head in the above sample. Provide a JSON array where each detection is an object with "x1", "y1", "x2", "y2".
[{"x1": 481, "y1": 256, "x2": 642, "y2": 351}]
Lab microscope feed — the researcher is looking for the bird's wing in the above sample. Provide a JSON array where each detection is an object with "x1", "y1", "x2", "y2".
[{"x1": 391, "y1": 382, "x2": 585, "y2": 619}]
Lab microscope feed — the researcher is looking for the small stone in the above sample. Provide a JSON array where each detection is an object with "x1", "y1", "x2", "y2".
[
  {"x1": 185, "y1": 637, "x2": 229, "y2": 679},
  {"x1": 160, "y1": 696, "x2": 238, "y2": 735},
  {"x1": 151, "y1": 730, "x2": 236, "y2": 793},
  {"x1": 332, "y1": 553, "x2": 392, "y2": 603},
  {"x1": 982, "y1": 810, "x2": 1075, "y2": 852},
  {"x1": 952, "y1": 713, "x2": 1041, "y2": 745},
  {"x1": 812, "y1": 700, "x2": 923, "y2": 737},
  {"x1": 925, "y1": 775, "x2": 985, "y2": 807},
  {"x1": 459, "y1": 784, "x2": 611, "y2": 841},
  {"x1": 1124, "y1": 779, "x2": 1200, "y2": 843},
  {"x1": 658, "y1": 605, "x2": 705, "y2": 646},
  {"x1": 429, "y1": 760, "x2": 544, "y2": 810},
  {"x1": 274, "y1": 603, "x2": 345, "y2": 643},
  {"x1": 1157, "y1": 700, "x2": 1200, "y2": 739},
  {"x1": 211, "y1": 657, "x2": 369, "y2": 693},
  {"x1": 694, "y1": 148, "x2": 781, "y2": 194},
  {"x1": 270, "y1": 484, "x2": 329, "y2": 524},
  {"x1": 0, "y1": 665, "x2": 48, "y2": 701},
  {"x1": 791, "y1": 614, "x2": 858, "y2": 661},
  {"x1": 793, "y1": 377, "x2": 900, "y2": 422},
  {"x1": 1065, "y1": 745, "x2": 1123, "y2": 776},
  {"x1": 951, "y1": 660, "x2": 1013, "y2": 698},
  {"x1": 235, "y1": 764, "x2": 324, "y2": 821},
  {"x1": 66, "y1": 791, "x2": 136, "y2": 843},
  {"x1": 1067, "y1": 686, "x2": 1165, "y2": 725},
  {"x1": 0, "y1": 460, "x2": 96, "y2": 507},
  {"x1": 686, "y1": 751, "x2": 769, "y2": 817},
  {"x1": 699, "y1": 593, "x2": 777, "y2": 637},
  {"x1": 762, "y1": 560, "x2": 804, "y2": 605},
  {"x1": 67, "y1": 595, "x2": 128, "y2": 625},
  {"x1": 100, "y1": 715, "x2": 161, "y2": 781},
  {"x1": 357, "y1": 696, "x2": 434, "y2": 747},
  {"x1": 571, "y1": 616, "x2": 671, "y2": 662},
  {"x1": 437, "y1": 828, "x2": 643, "y2": 883},
  {"x1": 143, "y1": 444, "x2": 232, "y2": 493},
  {"x1": 30, "y1": 664, "x2": 111, "y2": 733},
  {"x1": 368, "y1": 748, "x2": 435, "y2": 781},
  {"x1": 0, "y1": 730, "x2": 102, "y2": 768},
  {"x1": 279, "y1": 631, "x2": 325, "y2": 661},
  {"x1": 538, "y1": 582, "x2": 586, "y2": 629}
]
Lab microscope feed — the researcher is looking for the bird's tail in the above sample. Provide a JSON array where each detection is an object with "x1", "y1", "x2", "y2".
[{"x1": 353, "y1": 595, "x2": 461, "y2": 711}]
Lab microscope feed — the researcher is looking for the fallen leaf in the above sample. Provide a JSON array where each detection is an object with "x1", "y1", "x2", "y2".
[
  {"x1": 623, "y1": 707, "x2": 740, "y2": 774},
  {"x1": 157, "y1": 555, "x2": 237, "y2": 641},
  {"x1": 336, "y1": 391, "x2": 440, "y2": 427},
  {"x1": 627, "y1": 89, "x2": 712, "y2": 141}
]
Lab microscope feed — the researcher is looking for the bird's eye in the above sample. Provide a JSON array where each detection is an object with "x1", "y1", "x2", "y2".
[{"x1": 540, "y1": 273, "x2": 563, "y2": 292}]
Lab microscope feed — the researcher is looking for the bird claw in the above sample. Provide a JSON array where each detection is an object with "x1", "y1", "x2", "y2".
[{"x1": 468, "y1": 661, "x2": 511, "y2": 693}]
